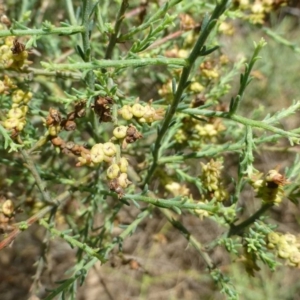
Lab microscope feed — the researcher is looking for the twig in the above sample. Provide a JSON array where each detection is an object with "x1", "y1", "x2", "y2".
[
  {"x1": 160, "y1": 208, "x2": 215, "y2": 270},
  {"x1": 0, "y1": 190, "x2": 70, "y2": 250},
  {"x1": 228, "y1": 203, "x2": 273, "y2": 237},
  {"x1": 142, "y1": 0, "x2": 230, "y2": 186},
  {"x1": 41, "y1": 57, "x2": 187, "y2": 71},
  {"x1": 105, "y1": 0, "x2": 129, "y2": 59},
  {"x1": 82, "y1": 0, "x2": 94, "y2": 89},
  {"x1": 20, "y1": 147, "x2": 55, "y2": 205},
  {"x1": 0, "y1": 25, "x2": 84, "y2": 37}
]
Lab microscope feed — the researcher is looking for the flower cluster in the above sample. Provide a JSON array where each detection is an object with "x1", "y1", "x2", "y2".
[
  {"x1": 45, "y1": 101, "x2": 141, "y2": 196},
  {"x1": 165, "y1": 182, "x2": 190, "y2": 197},
  {"x1": 0, "y1": 36, "x2": 29, "y2": 69},
  {"x1": 267, "y1": 231, "x2": 300, "y2": 268},
  {"x1": 174, "y1": 115, "x2": 226, "y2": 147},
  {"x1": 1, "y1": 76, "x2": 32, "y2": 137},
  {"x1": 199, "y1": 159, "x2": 228, "y2": 202},
  {"x1": 194, "y1": 119, "x2": 226, "y2": 143},
  {"x1": 250, "y1": 169, "x2": 287, "y2": 204},
  {"x1": 118, "y1": 100, "x2": 165, "y2": 124},
  {"x1": 233, "y1": 0, "x2": 287, "y2": 24}
]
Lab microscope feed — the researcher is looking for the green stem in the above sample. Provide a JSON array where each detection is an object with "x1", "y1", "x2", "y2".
[
  {"x1": 119, "y1": 0, "x2": 182, "y2": 41},
  {"x1": 161, "y1": 208, "x2": 215, "y2": 270},
  {"x1": 183, "y1": 108, "x2": 300, "y2": 139},
  {"x1": 100, "y1": 208, "x2": 152, "y2": 258},
  {"x1": 20, "y1": 148, "x2": 56, "y2": 205},
  {"x1": 122, "y1": 194, "x2": 218, "y2": 212},
  {"x1": 230, "y1": 39, "x2": 266, "y2": 114},
  {"x1": 0, "y1": 25, "x2": 84, "y2": 37},
  {"x1": 5, "y1": 67, "x2": 81, "y2": 79},
  {"x1": 66, "y1": 0, "x2": 77, "y2": 25},
  {"x1": 142, "y1": 0, "x2": 230, "y2": 186},
  {"x1": 82, "y1": 0, "x2": 94, "y2": 89},
  {"x1": 40, "y1": 219, "x2": 104, "y2": 261},
  {"x1": 0, "y1": 190, "x2": 70, "y2": 250},
  {"x1": 160, "y1": 141, "x2": 243, "y2": 163},
  {"x1": 41, "y1": 57, "x2": 187, "y2": 71},
  {"x1": 105, "y1": 0, "x2": 129, "y2": 59}
]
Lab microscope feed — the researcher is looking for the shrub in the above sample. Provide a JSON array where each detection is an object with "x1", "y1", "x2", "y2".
[{"x1": 0, "y1": 0, "x2": 300, "y2": 299}]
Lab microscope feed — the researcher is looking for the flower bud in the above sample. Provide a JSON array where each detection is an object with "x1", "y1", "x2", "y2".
[
  {"x1": 7, "y1": 107, "x2": 23, "y2": 119},
  {"x1": 48, "y1": 125, "x2": 61, "y2": 136},
  {"x1": 277, "y1": 243, "x2": 290, "y2": 259},
  {"x1": 21, "y1": 105, "x2": 29, "y2": 115},
  {"x1": 2, "y1": 199, "x2": 14, "y2": 217},
  {"x1": 113, "y1": 126, "x2": 128, "y2": 139},
  {"x1": 103, "y1": 142, "x2": 117, "y2": 157},
  {"x1": 3, "y1": 118, "x2": 19, "y2": 129},
  {"x1": 23, "y1": 92, "x2": 33, "y2": 103},
  {"x1": 91, "y1": 143, "x2": 105, "y2": 163},
  {"x1": 16, "y1": 121, "x2": 26, "y2": 131},
  {"x1": 12, "y1": 89, "x2": 25, "y2": 103},
  {"x1": 132, "y1": 103, "x2": 145, "y2": 118},
  {"x1": 119, "y1": 157, "x2": 129, "y2": 173},
  {"x1": 119, "y1": 105, "x2": 133, "y2": 120},
  {"x1": 107, "y1": 164, "x2": 120, "y2": 179},
  {"x1": 267, "y1": 232, "x2": 280, "y2": 245},
  {"x1": 289, "y1": 251, "x2": 300, "y2": 265},
  {"x1": 0, "y1": 80, "x2": 5, "y2": 93}
]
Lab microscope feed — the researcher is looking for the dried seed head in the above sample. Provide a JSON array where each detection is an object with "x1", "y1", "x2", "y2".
[
  {"x1": 65, "y1": 141, "x2": 75, "y2": 150},
  {"x1": 51, "y1": 136, "x2": 65, "y2": 147},
  {"x1": 63, "y1": 120, "x2": 76, "y2": 131},
  {"x1": 92, "y1": 96, "x2": 113, "y2": 122},
  {"x1": 109, "y1": 178, "x2": 124, "y2": 198},
  {"x1": 11, "y1": 38, "x2": 25, "y2": 54},
  {"x1": 118, "y1": 173, "x2": 131, "y2": 188},
  {"x1": 126, "y1": 124, "x2": 142, "y2": 143},
  {"x1": 46, "y1": 108, "x2": 61, "y2": 125}
]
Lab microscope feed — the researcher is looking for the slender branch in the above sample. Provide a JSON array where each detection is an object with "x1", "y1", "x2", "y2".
[
  {"x1": 182, "y1": 108, "x2": 300, "y2": 139},
  {"x1": 105, "y1": 0, "x2": 129, "y2": 59},
  {"x1": 40, "y1": 219, "x2": 104, "y2": 261},
  {"x1": 142, "y1": 0, "x2": 230, "y2": 186},
  {"x1": 0, "y1": 25, "x2": 84, "y2": 37},
  {"x1": 20, "y1": 148, "x2": 55, "y2": 205},
  {"x1": 4, "y1": 67, "x2": 81, "y2": 80},
  {"x1": 160, "y1": 125, "x2": 300, "y2": 164},
  {"x1": 0, "y1": 191, "x2": 70, "y2": 250},
  {"x1": 161, "y1": 208, "x2": 215, "y2": 270},
  {"x1": 122, "y1": 194, "x2": 218, "y2": 212},
  {"x1": 82, "y1": 0, "x2": 94, "y2": 89},
  {"x1": 119, "y1": 0, "x2": 182, "y2": 41},
  {"x1": 66, "y1": 0, "x2": 77, "y2": 25},
  {"x1": 41, "y1": 57, "x2": 187, "y2": 71},
  {"x1": 228, "y1": 203, "x2": 273, "y2": 236},
  {"x1": 43, "y1": 207, "x2": 152, "y2": 299}
]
